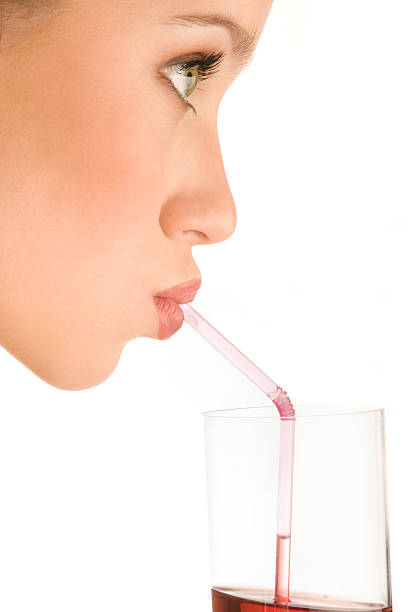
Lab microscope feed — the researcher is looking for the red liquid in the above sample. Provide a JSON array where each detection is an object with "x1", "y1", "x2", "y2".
[
  {"x1": 212, "y1": 589, "x2": 392, "y2": 612},
  {"x1": 275, "y1": 534, "x2": 291, "y2": 603}
]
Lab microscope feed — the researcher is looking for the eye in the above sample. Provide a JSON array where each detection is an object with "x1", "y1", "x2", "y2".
[
  {"x1": 161, "y1": 64, "x2": 200, "y2": 100},
  {"x1": 159, "y1": 51, "x2": 225, "y2": 114}
]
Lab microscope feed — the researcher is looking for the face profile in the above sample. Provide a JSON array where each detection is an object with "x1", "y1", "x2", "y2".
[{"x1": 0, "y1": 0, "x2": 273, "y2": 391}]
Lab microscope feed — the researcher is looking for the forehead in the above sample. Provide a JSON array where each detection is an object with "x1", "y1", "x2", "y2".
[{"x1": 141, "y1": 0, "x2": 274, "y2": 37}]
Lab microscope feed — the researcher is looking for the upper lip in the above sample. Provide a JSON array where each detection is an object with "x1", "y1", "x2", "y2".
[{"x1": 155, "y1": 277, "x2": 201, "y2": 304}]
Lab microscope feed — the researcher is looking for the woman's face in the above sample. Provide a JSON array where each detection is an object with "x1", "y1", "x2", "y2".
[{"x1": 0, "y1": 0, "x2": 272, "y2": 391}]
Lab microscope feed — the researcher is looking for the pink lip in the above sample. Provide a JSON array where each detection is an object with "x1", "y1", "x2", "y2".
[{"x1": 154, "y1": 278, "x2": 201, "y2": 340}]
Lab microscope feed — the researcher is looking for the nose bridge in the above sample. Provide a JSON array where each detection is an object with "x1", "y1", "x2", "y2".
[
  {"x1": 160, "y1": 119, "x2": 237, "y2": 245},
  {"x1": 195, "y1": 124, "x2": 237, "y2": 234},
  {"x1": 198, "y1": 119, "x2": 233, "y2": 197}
]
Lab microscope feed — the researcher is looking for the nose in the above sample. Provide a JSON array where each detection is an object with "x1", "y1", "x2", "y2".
[{"x1": 159, "y1": 123, "x2": 237, "y2": 246}]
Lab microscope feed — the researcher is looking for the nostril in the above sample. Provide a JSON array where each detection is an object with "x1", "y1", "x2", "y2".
[{"x1": 182, "y1": 229, "x2": 209, "y2": 243}]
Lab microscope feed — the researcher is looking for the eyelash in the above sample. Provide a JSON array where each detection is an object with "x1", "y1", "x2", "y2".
[{"x1": 161, "y1": 51, "x2": 225, "y2": 116}]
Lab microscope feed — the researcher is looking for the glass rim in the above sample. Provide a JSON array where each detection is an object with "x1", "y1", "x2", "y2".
[{"x1": 202, "y1": 403, "x2": 385, "y2": 420}]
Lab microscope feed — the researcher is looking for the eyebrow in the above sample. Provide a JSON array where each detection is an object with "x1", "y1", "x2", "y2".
[{"x1": 162, "y1": 13, "x2": 259, "y2": 71}]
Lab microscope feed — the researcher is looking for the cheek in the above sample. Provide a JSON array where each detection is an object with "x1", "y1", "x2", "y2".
[
  {"x1": 32, "y1": 60, "x2": 177, "y2": 280},
  {"x1": 49, "y1": 93, "x2": 171, "y2": 301},
  {"x1": 44, "y1": 72, "x2": 167, "y2": 220}
]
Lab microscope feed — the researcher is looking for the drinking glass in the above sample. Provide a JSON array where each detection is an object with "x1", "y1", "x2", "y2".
[{"x1": 203, "y1": 404, "x2": 392, "y2": 611}]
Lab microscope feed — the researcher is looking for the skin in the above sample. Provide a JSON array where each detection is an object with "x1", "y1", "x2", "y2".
[{"x1": 0, "y1": 0, "x2": 273, "y2": 391}]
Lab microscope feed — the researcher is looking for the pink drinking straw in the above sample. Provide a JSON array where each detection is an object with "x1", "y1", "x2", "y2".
[{"x1": 180, "y1": 303, "x2": 295, "y2": 603}]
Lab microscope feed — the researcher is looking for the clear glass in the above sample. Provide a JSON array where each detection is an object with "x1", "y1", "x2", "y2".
[{"x1": 203, "y1": 404, "x2": 392, "y2": 611}]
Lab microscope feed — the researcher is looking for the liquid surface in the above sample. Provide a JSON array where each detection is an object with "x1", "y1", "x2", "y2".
[{"x1": 212, "y1": 588, "x2": 392, "y2": 612}]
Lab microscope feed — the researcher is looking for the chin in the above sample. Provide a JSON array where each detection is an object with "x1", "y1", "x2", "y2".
[{"x1": 12, "y1": 341, "x2": 126, "y2": 392}]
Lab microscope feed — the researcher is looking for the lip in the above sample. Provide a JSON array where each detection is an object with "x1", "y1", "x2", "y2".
[{"x1": 154, "y1": 278, "x2": 201, "y2": 340}]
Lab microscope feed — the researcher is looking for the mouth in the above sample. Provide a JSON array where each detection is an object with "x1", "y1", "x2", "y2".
[{"x1": 153, "y1": 278, "x2": 201, "y2": 340}]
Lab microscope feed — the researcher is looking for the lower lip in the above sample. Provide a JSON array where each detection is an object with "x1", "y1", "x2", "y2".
[{"x1": 153, "y1": 297, "x2": 184, "y2": 340}]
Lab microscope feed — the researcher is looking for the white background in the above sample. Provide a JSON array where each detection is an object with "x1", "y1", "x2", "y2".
[{"x1": 0, "y1": 1, "x2": 407, "y2": 609}]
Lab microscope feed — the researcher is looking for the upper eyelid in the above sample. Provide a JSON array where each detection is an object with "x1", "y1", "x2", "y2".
[
  {"x1": 163, "y1": 51, "x2": 226, "y2": 83},
  {"x1": 164, "y1": 50, "x2": 224, "y2": 68}
]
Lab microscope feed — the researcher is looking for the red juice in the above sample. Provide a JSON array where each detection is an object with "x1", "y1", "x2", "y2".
[
  {"x1": 212, "y1": 588, "x2": 392, "y2": 612},
  {"x1": 275, "y1": 534, "x2": 292, "y2": 603}
]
